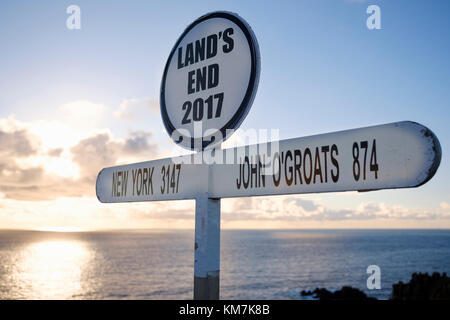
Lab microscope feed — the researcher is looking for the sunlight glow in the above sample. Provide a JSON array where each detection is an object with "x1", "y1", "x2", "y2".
[
  {"x1": 15, "y1": 240, "x2": 93, "y2": 299},
  {"x1": 29, "y1": 120, "x2": 78, "y2": 149},
  {"x1": 44, "y1": 157, "x2": 80, "y2": 179},
  {"x1": 34, "y1": 227, "x2": 87, "y2": 232}
]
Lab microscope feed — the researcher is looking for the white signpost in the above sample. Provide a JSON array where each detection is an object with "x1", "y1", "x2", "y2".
[
  {"x1": 96, "y1": 11, "x2": 442, "y2": 300},
  {"x1": 160, "y1": 11, "x2": 260, "y2": 150}
]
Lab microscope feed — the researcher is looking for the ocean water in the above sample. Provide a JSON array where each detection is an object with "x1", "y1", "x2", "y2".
[{"x1": 0, "y1": 229, "x2": 449, "y2": 300}]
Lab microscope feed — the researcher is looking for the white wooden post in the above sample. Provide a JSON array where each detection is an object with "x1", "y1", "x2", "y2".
[{"x1": 194, "y1": 194, "x2": 221, "y2": 300}]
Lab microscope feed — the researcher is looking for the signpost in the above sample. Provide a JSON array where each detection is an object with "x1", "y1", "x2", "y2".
[
  {"x1": 160, "y1": 11, "x2": 260, "y2": 151},
  {"x1": 96, "y1": 11, "x2": 442, "y2": 300}
]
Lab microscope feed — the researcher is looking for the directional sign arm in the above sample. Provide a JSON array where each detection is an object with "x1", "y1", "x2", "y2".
[
  {"x1": 96, "y1": 155, "x2": 209, "y2": 203},
  {"x1": 208, "y1": 121, "x2": 441, "y2": 198}
]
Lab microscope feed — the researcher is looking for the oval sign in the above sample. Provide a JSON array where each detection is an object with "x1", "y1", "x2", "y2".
[{"x1": 160, "y1": 11, "x2": 260, "y2": 150}]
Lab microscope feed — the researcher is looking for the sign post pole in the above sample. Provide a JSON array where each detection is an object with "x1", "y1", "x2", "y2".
[{"x1": 194, "y1": 194, "x2": 221, "y2": 300}]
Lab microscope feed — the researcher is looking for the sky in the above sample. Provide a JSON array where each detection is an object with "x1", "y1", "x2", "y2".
[{"x1": 0, "y1": 0, "x2": 449, "y2": 230}]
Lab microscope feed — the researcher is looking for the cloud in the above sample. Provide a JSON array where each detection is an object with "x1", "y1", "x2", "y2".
[
  {"x1": 0, "y1": 117, "x2": 46, "y2": 198},
  {"x1": 123, "y1": 131, "x2": 155, "y2": 154},
  {"x1": 232, "y1": 198, "x2": 254, "y2": 211},
  {"x1": 222, "y1": 196, "x2": 449, "y2": 222},
  {"x1": 71, "y1": 130, "x2": 157, "y2": 181},
  {"x1": 58, "y1": 100, "x2": 105, "y2": 118},
  {"x1": 285, "y1": 198, "x2": 318, "y2": 212},
  {"x1": 0, "y1": 118, "x2": 38, "y2": 157},
  {"x1": 48, "y1": 148, "x2": 63, "y2": 157},
  {"x1": 0, "y1": 115, "x2": 158, "y2": 201},
  {"x1": 56, "y1": 100, "x2": 106, "y2": 133},
  {"x1": 114, "y1": 98, "x2": 159, "y2": 120},
  {"x1": 441, "y1": 202, "x2": 450, "y2": 210},
  {"x1": 127, "y1": 206, "x2": 194, "y2": 221},
  {"x1": 70, "y1": 132, "x2": 120, "y2": 180}
]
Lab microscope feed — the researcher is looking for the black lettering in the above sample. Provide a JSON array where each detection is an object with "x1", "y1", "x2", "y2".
[
  {"x1": 236, "y1": 160, "x2": 242, "y2": 189},
  {"x1": 192, "y1": 98, "x2": 203, "y2": 121},
  {"x1": 170, "y1": 165, "x2": 176, "y2": 193},
  {"x1": 136, "y1": 169, "x2": 142, "y2": 195},
  {"x1": 243, "y1": 156, "x2": 250, "y2": 189},
  {"x1": 321, "y1": 146, "x2": 329, "y2": 183},
  {"x1": 187, "y1": 70, "x2": 195, "y2": 94},
  {"x1": 313, "y1": 147, "x2": 323, "y2": 184},
  {"x1": 182, "y1": 101, "x2": 192, "y2": 124},
  {"x1": 175, "y1": 164, "x2": 181, "y2": 193},
  {"x1": 194, "y1": 38, "x2": 205, "y2": 63},
  {"x1": 250, "y1": 156, "x2": 258, "y2": 188},
  {"x1": 117, "y1": 171, "x2": 122, "y2": 196},
  {"x1": 206, "y1": 34, "x2": 217, "y2": 58},
  {"x1": 273, "y1": 153, "x2": 281, "y2": 187},
  {"x1": 188, "y1": 64, "x2": 219, "y2": 94},
  {"x1": 185, "y1": 43, "x2": 194, "y2": 66},
  {"x1": 285, "y1": 150, "x2": 293, "y2": 186},
  {"x1": 207, "y1": 64, "x2": 219, "y2": 89},
  {"x1": 121, "y1": 170, "x2": 128, "y2": 196},
  {"x1": 112, "y1": 172, "x2": 117, "y2": 197},
  {"x1": 142, "y1": 168, "x2": 148, "y2": 195},
  {"x1": 303, "y1": 148, "x2": 312, "y2": 185},
  {"x1": 222, "y1": 28, "x2": 234, "y2": 53},
  {"x1": 160, "y1": 166, "x2": 165, "y2": 194},
  {"x1": 331, "y1": 144, "x2": 339, "y2": 183},
  {"x1": 132, "y1": 169, "x2": 137, "y2": 195},
  {"x1": 196, "y1": 66, "x2": 207, "y2": 92},
  {"x1": 177, "y1": 47, "x2": 184, "y2": 69},
  {"x1": 370, "y1": 139, "x2": 379, "y2": 179},
  {"x1": 259, "y1": 155, "x2": 266, "y2": 188},
  {"x1": 148, "y1": 167, "x2": 154, "y2": 195},
  {"x1": 294, "y1": 149, "x2": 303, "y2": 185}
]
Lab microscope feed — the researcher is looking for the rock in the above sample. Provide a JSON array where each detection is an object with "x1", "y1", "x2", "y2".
[
  {"x1": 300, "y1": 286, "x2": 376, "y2": 300},
  {"x1": 300, "y1": 290, "x2": 313, "y2": 296},
  {"x1": 391, "y1": 272, "x2": 450, "y2": 300}
]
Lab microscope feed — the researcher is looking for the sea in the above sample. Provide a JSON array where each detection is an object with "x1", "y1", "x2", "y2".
[{"x1": 0, "y1": 229, "x2": 449, "y2": 300}]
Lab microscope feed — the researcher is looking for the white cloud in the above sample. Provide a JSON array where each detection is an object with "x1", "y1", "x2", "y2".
[
  {"x1": 71, "y1": 130, "x2": 157, "y2": 181},
  {"x1": 114, "y1": 97, "x2": 159, "y2": 120},
  {"x1": 222, "y1": 196, "x2": 450, "y2": 222},
  {"x1": 29, "y1": 100, "x2": 107, "y2": 150},
  {"x1": 0, "y1": 114, "x2": 158, "y2": 201},
  {"x1": 58, "y1": 100, "x2": 105, "y2": 131}
]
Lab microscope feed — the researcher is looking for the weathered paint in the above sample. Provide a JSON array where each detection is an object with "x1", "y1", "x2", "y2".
[
  {"x1": 415, "y1": 123, "x2": 442, "y2": 187},
  {"x1": 193, "y1": 195, "x2": 220, "y2": 300}
]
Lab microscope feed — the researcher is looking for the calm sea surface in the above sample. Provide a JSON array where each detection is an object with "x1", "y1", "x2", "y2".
[{"x1": 0, "y1": 229, "x2": 449, "y2": 300}]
